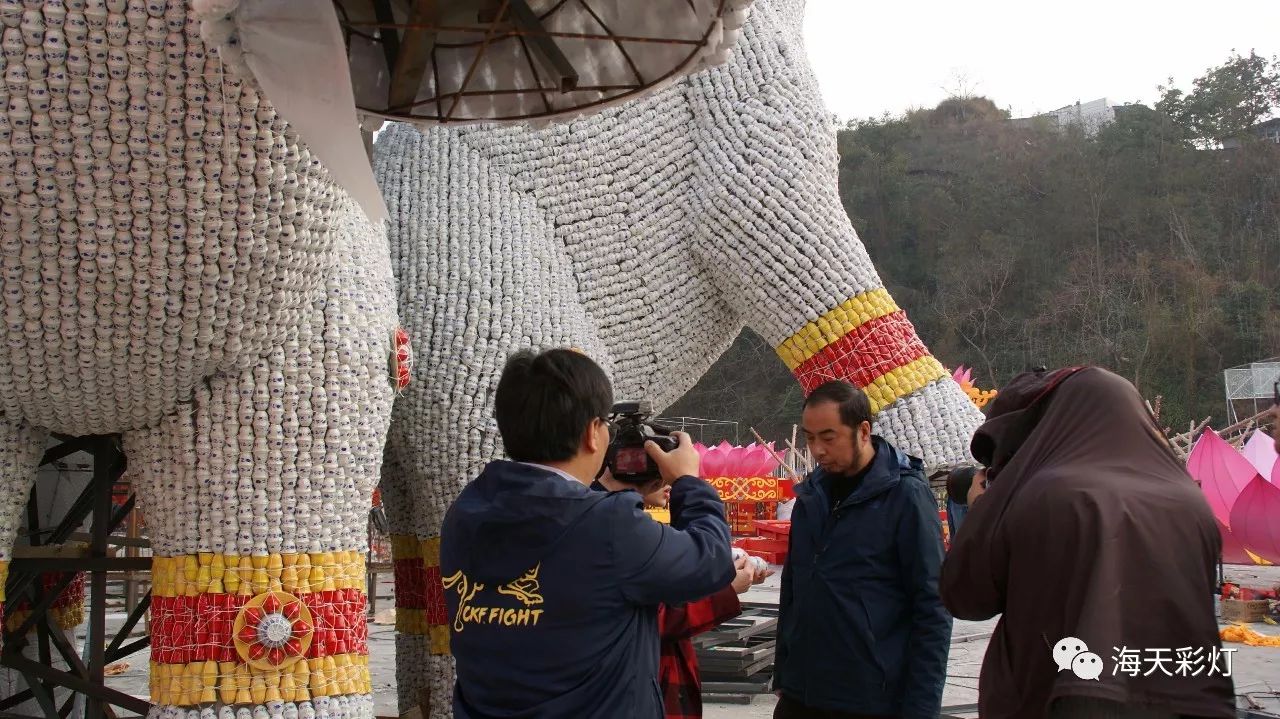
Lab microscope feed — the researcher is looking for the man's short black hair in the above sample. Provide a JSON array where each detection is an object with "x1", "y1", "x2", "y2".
[
  {"x1": 804, "y1": 380, "x2": 874, "y2": 430},
  {"x1": 494, "y1": 348, "x2": 614, "y2": 463}
]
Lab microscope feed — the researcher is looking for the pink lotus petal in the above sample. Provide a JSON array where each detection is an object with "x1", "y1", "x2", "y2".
[
  {"x1": 749, "y1": 451, "x2": 769, "y2": 477},
  {"x1": 732, "y1": 445, "x2": 755, "y2": 476},
  {"x1": 1241, "y1": 429, "x2": 1278, "y2": 481},
  {"x1": 1216, "y1": 517, "x2": 1256, "y2": 565},
  {"x1": 702, "y1": 442, "x2": 730, "y2": 478},
  {"x1": 1228, "y1": 475, "x2": 1280, "y2": 565},
  {"x1": 1186, "y1": 430, "x2": 1260, "y2": 524},
  {"x1": 758, "y1": 445, "x2": 781, "y2": 476}
]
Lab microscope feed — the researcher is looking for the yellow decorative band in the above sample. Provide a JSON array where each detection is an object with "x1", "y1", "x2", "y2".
[
  {"x1": 394, "y1": 610, "x2": 451, "y2": 652},
  {"x1": 149, "y1": 654, "x2": 370, "y2": 706},
  {"x1": 390, "y1": 536, "x2": 441, "y2": 567},
  {"x1": 151, "y1": 552, "x2": 367, "y2": 598},
  {"x1": 776, "y1": 288, "x2": 898, "y2": 370},
  {"x1": 6, "y1": 604, "x2": 85, "y2": 633},
  {"x1": 865, "y1": 355, "x2": 949, "y2": 414}
]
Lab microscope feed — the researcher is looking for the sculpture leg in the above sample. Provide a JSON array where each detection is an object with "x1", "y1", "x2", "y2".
[
  {"x1": 685, "y1": 11, "x2": 986, "y2": 463},
  {"x1": 379, "y1": 457, "x2": 445, "y2": 717},
  {"x1": 123, "y1": 200, "x2": 396, "y2": 719},
  {"x1": 375, "y1": 122, "x2": 610, "y2": 718},
  {"x1": 0, "y1": 417, "x2": 49, "y2": 646}
]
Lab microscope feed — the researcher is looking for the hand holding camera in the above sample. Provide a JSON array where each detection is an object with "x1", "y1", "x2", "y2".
[
  {"x1": 645, "y1": 430, "x2": 700, "y2": 484},
  {"x1": 600, "y1": 402, "x2": 700, "y2": 486}
]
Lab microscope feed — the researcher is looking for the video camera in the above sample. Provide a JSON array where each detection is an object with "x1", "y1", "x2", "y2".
[{"x1": 601, "y1": 401, "x2": 678, "y2": 484}]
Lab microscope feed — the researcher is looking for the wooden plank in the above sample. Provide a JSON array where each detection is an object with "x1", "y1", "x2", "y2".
[
  {"x1": 65, "y1": 531, "x2": 150, "y2": 549},
  {"x1": 692, "y1": 606, "x2": 778, "y2": 646},
  {"x1": 507, "y1": 0, "x2": 577, "y2": 92},
  {"x1": 702, "y1": 679, "x2": 772, "y2": 694},
  {"x1": 699, "y1": 638, "x2": 775, "y2": 662},
  {"x1": 701, "y1": 694, "x2": 753, "y2": 704},
  {"x1": 388, "y1": 0, "x2": 439, "y2": 112}
]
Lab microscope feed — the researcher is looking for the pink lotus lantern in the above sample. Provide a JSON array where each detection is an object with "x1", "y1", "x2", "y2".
[
  {"x1": 1229, "y1": 477, "x2": 1280, "y2": 565},
  {"x1": 1187, "y1": 430, "x2": 1259, "y2": 525},
  {"x1": 1186, "y1": 428, "x2": 1280, "y2": 565},
  {"x1": 693, "y1": 441, "x2": 790, "y2": 536},
  {"x1": 1215, "y1": 516, "x2": 1255, "y2": 565},
  {"x1": 1241, "y1": 429, "x2": 1279, "y2": 483},
  {"x1": 694, "y1": 440, "x2": 782, "y2": 479}
]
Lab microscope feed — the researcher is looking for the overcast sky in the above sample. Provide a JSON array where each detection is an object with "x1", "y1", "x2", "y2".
[{"x1": 801, "y1": 1, "x2": 1280, "y2": 122}]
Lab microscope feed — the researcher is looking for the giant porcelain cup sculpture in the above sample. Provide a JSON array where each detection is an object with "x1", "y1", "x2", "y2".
[
  {"x1": 0, "y1": 2, "x2": 760, "y2": 717},
  {"x1": 374, "y1": 0, "x2": 985, "y2": 714},
  {"x1": 0, "y1": 3, "x2": 399, "y2": 719}
]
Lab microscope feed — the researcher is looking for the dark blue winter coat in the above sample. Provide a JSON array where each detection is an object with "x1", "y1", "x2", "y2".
[
  {"x1": 773, "y1": 437, "x2": 952, "y2": 718},
  {"x1": 440, "y1": 461, "x2": 735, "y2": 719}
]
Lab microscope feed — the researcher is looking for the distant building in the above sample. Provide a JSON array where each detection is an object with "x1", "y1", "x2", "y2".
[
  {"x1": 1221, "y1": 117, "x2": 1280, "y2": 149},
  {"x1": 1009, "y1": 98, "x2": 1147, "y2": 137},
  {"x1": 1044, "y1": 98, "x2": 1116, "y2": 135}
]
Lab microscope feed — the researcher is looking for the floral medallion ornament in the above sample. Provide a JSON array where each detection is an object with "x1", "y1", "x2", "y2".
[
  {"x1": 233, "y1": 591, "x2": 314, "y2": 670},
  {"x1": 390, "y1": 327, "x2": 413, "y2": 392}
]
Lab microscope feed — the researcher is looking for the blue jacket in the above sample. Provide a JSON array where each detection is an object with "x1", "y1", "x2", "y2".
[
  {"x1": 440, "y1": 461, "x2": 735, "y2": 719},
  {"x1": 774, "y1": 437, "x2": 952, "y2": 718}
]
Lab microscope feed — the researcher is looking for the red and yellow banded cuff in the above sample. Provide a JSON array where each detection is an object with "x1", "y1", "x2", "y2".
[
  {"x1": 778, "y1": 289, "x2": 948, "y2": 411},
  {"x1": 391, "y1": 536, "x2": 451, "y2": 655},
  {"x1": 146, "y1": 552, "x2": 370, "y2": 706},
  {"x1": 5, "y1": 572, "x2": 86, "y2": 633}
]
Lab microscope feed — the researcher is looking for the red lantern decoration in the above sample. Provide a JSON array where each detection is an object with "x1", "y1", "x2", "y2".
[{"x1": 390, "y1": 327, "x2": 412, "y2": 391}]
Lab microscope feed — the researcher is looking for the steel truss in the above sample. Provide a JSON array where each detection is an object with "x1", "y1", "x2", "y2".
[{"x1": 1, "y1": 435, "x2": 151, "y2": 719}]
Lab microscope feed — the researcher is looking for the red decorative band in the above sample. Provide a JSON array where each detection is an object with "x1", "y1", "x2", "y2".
[
  {"x1": 5, "y1": 571, "x2": 85, "y2": 613},
  {"x1": 150, "y1": 589, "x2": 368, "y2": 664},
  {"x1": 791, "y1": 310, "x2": 929, "y2": 393},
  {"x1": 393, "y1": 559, "x2": 448, "y2": 626}
]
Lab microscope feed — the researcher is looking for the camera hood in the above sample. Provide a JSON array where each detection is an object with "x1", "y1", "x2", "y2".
[{"x1": 610, "y1": 401, "x2": 652, "y2": 417}]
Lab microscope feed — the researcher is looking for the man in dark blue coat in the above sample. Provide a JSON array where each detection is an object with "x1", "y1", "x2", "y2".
[
  {"x1": 773, "y1": 380, "x2": 952, "y2": 719},
  {"x1": 440, "y1": 348, "x2": 736, "y2": 719}
]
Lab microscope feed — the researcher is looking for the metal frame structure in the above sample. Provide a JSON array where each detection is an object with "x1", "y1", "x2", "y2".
[
  {"x1": 335, "y1": 0, "x2": 735, "y2": 123},
  {"x1": 1, "y1": 435, "x2": 151, "y2": 719},
  {"x1": 655, "y1": 416, "x2": 740, "y2": 445},
  {"x1": 1223, "y1": 358, "x2": 1280, "y2": 425}
]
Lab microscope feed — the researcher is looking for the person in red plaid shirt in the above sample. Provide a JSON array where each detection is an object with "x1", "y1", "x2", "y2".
[{"x1": 645, "y1": 486, "x2": 772, "y2": 718}]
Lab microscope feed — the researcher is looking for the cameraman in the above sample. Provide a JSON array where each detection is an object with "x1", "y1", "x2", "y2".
[{"x1": 439, "y1": 348, "x2": 736, "y2": 719}]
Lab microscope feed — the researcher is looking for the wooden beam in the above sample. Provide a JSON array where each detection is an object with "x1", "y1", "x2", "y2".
[
  {"x1": 388, "y1": 0, "x2": 439, "y2": 112},
  {"x1": 508, "y1": 0, "x2": 577, "y2": 92}
]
